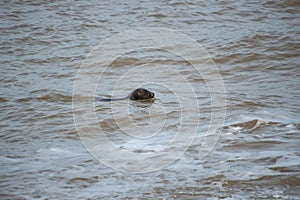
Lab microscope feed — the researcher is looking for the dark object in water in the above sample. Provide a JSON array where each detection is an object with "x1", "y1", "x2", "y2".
[{"x1": 98, "y1": 88, "x2": 155, "y2": 101}]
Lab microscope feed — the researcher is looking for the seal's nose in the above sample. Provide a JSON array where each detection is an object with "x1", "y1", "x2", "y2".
[{"x1": 150, "y1": 92, "x2": 154, "y2": 98}]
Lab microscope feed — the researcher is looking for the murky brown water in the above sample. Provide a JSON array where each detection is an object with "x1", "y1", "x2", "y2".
[{"x1": 1, "y1": 0, "x2": 300, "y2": 199}]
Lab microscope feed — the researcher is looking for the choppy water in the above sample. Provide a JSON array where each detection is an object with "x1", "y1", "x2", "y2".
[{"x1": 1, "y1": 0, "x2": 300, "y2": 199}]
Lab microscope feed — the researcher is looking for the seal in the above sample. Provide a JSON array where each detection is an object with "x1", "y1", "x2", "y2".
[{"x1": 99, "y1": 88, "x2": 155, "y2": 101}]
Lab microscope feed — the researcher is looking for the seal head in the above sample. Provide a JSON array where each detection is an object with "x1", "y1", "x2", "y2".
[{"x1": 129, "y1": 88, "x2": 155, "y2": 101}]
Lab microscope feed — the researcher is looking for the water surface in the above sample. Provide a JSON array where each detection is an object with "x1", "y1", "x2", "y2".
[{"x1": 1, "y1": 0, "x2": 299, "y2": 199}]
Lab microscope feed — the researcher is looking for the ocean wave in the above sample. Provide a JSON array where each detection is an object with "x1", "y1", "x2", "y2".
[
  {"x1": 223, "y1": 119, "x2": 282, "y2": 133},
  {"x1": 16, "y1": 91, "x2": 73, "y2": 102}
]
